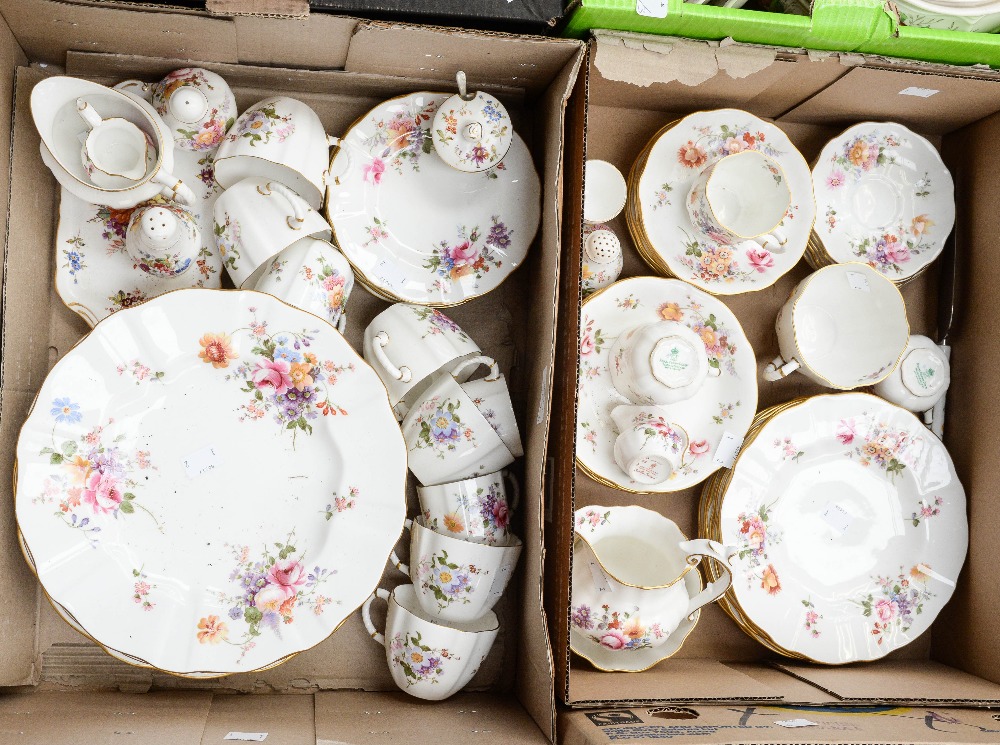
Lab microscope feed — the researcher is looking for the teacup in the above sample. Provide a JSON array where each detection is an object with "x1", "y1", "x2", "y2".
[
  {"x1": 452, "y1": 357, "x2": 523, "y2": 458},
  {"x1": 362, "y1": 584, "x2": 498, "y2": 701},
  {"x1": 764, "y1": 263, "x2": 909, "y2": 389},
  {"x1": 212, "y1": 177, "x2": 332, "y2": 287},
  {"x1": 125, "y1": 202, "x2": 200, "y2": 278},
  {"x1": 363, "y1": 303, "x2": 482, "y2": 420},
  {"x1": 151, "y1": 67, "x2": 237, "y2": 152},
  {"x1": 400, "y1": 369, "x2": 515, "y2": 487},
  {"x1": 687, "y1": 150, "x2": 790, "y2": 253},
  {"x1": 418, "y1": 469, "x2": 519, "y2": 546},
  {"x1": 391, "y1": 518, "x2": 522, "y2": 623},
  {"x1": 252, "y1": 237, "x2": 354, "y2": 332},
  {"x1": 873, "y1": 334, "x2": 950, "y2": 417},
  {"x1": 215, "y1": 96, "x2": 335, "y2": 210},
  {"x1": 609, "y1": 321, "x2": 720, "y2": 406},
  {"x1": 611, "y1": 405, "x2": 689, "y2": 486},
  {"x1": 572, "y1": 505, "x2": 737, "y2": 655}
]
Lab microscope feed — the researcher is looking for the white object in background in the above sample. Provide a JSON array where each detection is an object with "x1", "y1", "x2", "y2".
[
  {"x1": 608, "y1": 321, "x2": 721, "y2": 406},
  {"x1": 453, "y1": 356, "x2": 523, "y2": 458},
  {"x1": 581, "y1": 224, "x2": 624, "y2": 294},
  {"x1": 764, "y1": 263, "x2": 909, "y2": 389},
  {"x1": 893, "y1": 0, "x2": 1000, "y2": 32},
  {"x1": 125, "y1": 203, "x2": 201, "y2": 278},
  {"x1": 417, "y1": 469, "x2": 520, "y2": 546},
  {"x1": 252, "y1": 237, "x2": 354, "y2": 333},
  {"x1": 150, "y1": 67, "x2": 237, "y2": 152},
  {"x1": 212, "y1": 177, "x2": 331, "y2": 287},
  {"x1": 215, "y1": 96, "x2": 334, "y2": 209},
  {"x1": 390, "y1": 518, "x2": 522, "y2": 623},
  {"x1": 584, "y1": 159, "x2": 628, "y2": 224},
  {"x1": 611, "y1": 405, "x2": 690, "y2": 485},
  {"x1": 362, "y1": 584, "x2": 499, "y2": 701},
  {"x1": 873, "y1": 334, "x2": 950, "y2": 419},
  {"x1": 432, "y1": 71, "x2": 512, "y2": 173},
  {"x1": 570, "y1": 505, "x2": 737, "y2": 671}
]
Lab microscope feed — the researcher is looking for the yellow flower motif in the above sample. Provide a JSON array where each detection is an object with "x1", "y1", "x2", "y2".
[
  {"x1": 196, "y1": 615, "x2": 228, "y2": 644},
  {"x1": 658, "y1": 302, "x2": 683, "y2": 321},
  {"x1": 439, "y1": 571, "x2": 453, "y2": 584},
  {"x1": 289, "y1": 361, "x2": 314, "y2": 390},
  {"x1": 198, "y1": 332, "x2": 238, "y2": 369},
  {"x1": 443, "y1": 512, "x2": 465, "y2": 533},
  {"x1": 65, "y1": 455, "x2": 92, "y2": 486},
  {"x1": 911, "y1": 214, "x2": 934, "y2": 237},
  {"x1": 411, "y1": 651, "x2": 424, "y2": 663}
]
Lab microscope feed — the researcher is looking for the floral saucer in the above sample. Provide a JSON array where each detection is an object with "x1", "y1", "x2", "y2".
[
  {"x1": 15, "y1": 289, "x2": 406, "y2": 676},
  {"x1": 704, "y1": 393, "x2": 966, "y2": 664},
  {"x1": 577, "y1": 276, "x2": 757, "y2": 493},
  {"x1": 325, "y1": 93, "x2": 540, "y2": 307},
  {"x1": 628, "y1": 109, "x2": 814, "y2": 295},
  {"x1": 810, "y1": 122, "x2": 955, "y2": 283},
  {"x1": 55, "y1": 147, "x2": 224, "y2": 327}
]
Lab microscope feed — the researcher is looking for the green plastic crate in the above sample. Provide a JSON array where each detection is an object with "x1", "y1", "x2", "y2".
[{"x1": 562, "y1": 0, "x2": 1000, "y2": 68}]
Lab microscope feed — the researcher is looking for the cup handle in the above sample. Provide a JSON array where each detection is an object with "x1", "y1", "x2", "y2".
[
  {"x1": 678, "y1": 538, "x2": 739, "y2": 620},
  {"x1": 502, "y1": 470, "x2": 520, "y2": 511},
  {"x1": 763, "y1": 355, "x2": 800, "y2": 382},
  {"x1": 258, "y1": 181, "x2": 308, "y2": 230},
  {"x1": 451, "y1": 355, "x2": 500, "y2": 382},
  {"x1": 758, "y1": 227, "x2": 788, "y2": 250},
  {"x1": 372, "y1": 331, "x2": 412, "y2": 383},
  {"x1": 76, "y1": 99, "x2": 102, "y2": 130},
  {"x1": 327, "y1": 135, "x2": 354, "y2": 187},
  {"x1": 114, "y1": 80, "x2": 153, "y2": 103},
  {"x1": 151, "y1": 171, "x2": 196, "y2": 206},
  {"x1": 389, "y1": 518, "x2": 413, "y2": 576},
  {"x1": 337, "y1": 312, "x2": 347, "y2": 335},
  {"x1": 361, "y1": 588, "x2": 390, "y2": 646}
]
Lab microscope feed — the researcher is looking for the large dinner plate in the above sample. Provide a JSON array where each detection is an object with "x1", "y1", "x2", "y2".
[
  {"x1": 15, "y1": 289, "x2": 406, "y2": 676},
  {"x1": 707, "y1": 393, "x2": 966, "y2": 664},
  {"x1": 325, "y1": 92, "x2": 540, "y2": 307}
]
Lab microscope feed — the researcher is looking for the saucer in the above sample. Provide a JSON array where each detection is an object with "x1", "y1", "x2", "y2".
[
  {"x1": 325, "y1": 93, "x2": 540, "y2": 307},
  {"x1": 15, "y1": 289, "x2": 406, "y2": 676},
  {"x1": 703, "y1": 393, "x2": 966, "y2": 664},
  {"x1": 810, "y1": 122, "x2": 955, "y2": 283},
  {"x1": 54, "y1": 147, "x2": 224, "y2": 327},
  {"x1": 569, "y1": 506, "x2": 702, "y2": 672},
  {"x1": 577, "y1": 276, "x2": 757, "y2": 493},
  {"x1": 628, "y1": 109, "x2": 814, "y2": 295}
]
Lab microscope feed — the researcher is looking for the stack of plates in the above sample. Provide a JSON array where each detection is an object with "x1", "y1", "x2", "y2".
[{"x1": 698, "y1": 392, "x2": 967, "y2": 664}]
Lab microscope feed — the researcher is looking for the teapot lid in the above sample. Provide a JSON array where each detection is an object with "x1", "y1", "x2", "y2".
[{"x1": 432, "y1": 71, "x2": 512, "y2": 174}]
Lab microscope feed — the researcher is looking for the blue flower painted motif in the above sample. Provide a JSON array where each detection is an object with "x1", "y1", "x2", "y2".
[{"x1": 51, "y1": 398, "x2": 82, "y2": 424}]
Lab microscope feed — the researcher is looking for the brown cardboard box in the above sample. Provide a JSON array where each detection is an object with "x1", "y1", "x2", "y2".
[
  {"x1": 546, "y1": 30, "x2": 1000, "y2": 739},
  {"x1": 0, "y1": 1, "x2": 585, "y2": 741}
]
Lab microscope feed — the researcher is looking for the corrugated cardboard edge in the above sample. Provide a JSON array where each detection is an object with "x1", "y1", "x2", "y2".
[{"x1": 206, "y1": 0, "x2": 309, "y2": 17}]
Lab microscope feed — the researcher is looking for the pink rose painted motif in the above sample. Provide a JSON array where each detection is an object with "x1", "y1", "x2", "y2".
[
  {"x1": 151, "y1": 68, "x2": 236, "y2": 151},
  {"x1": 204, "y1": 531, "x2": 333, "y2": 661},
  {"x1": 424, "y1": 216, "x2": 511, "y2": 293},
  {"x1": 575, "y1": 508, "x2": 611, "y2": 532},
  {"x1": 412, "y1": 306, "x2": 470, "y2": 342},
  {"x1": 735, "y1": 501, "x2": 783, "y2": 591},
  {"x1": 116, "y1": 359, "x2": 165, "y2": 385},
  {"x1": 773, "y1": 436, "x2": 804, "y2": 463},
  {"x1": 323, "y1": 486, "x2": 360, "y2": 520},
  {"x1": 854, "y1": 565, "x2": 934, "y2": 646},
  {"x1": 133, "y1": 567, "x2": 157, "y2": 612},
  {"x1": 911, "y1": 496, "x2": 943, "y2": 527},
  {"x1": 31, "y1": 404, "x2": 158, "y2": 546},
  {"x1": 299, "y1": 256, "x2": 350, "y2": 326},
  {"x1": 571, "y1": 603, "x2": 665, "y2": 651},
  {"x1": 204, "y1": 307, "x2": 355, "y2": 442},
  {"x1": 362, "y1": 99, "x2": 436, "y2": 175},
  {"x1": 802, "y1": 597, "x2": 821, "y2": 638},
  {"x1": 228, "y1": 100, "x2": 295, "y2": 147},
  {"x1": 845, "y1": 416, "x2": 913, "y2": 482}
]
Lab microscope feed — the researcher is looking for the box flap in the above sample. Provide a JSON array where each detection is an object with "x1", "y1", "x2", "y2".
[
  {"x1": 775, "y1": 661, "x2": 1000, "y2": 705},
  {"x1": 206, "y1": 0, "x2": 309, "y2": 18},
  {"x1": 201, "y1": 694, "x2": 314, "y2": 744},
  {"x1": 558, "y1": 704, "x2": 1000, "y2": 744},
  {"x1": 0, "y1": 691, "x2": 213, "y2": 745},
  {"x1": 314, "y1": 691, "x2": 551, "y2": 745}
]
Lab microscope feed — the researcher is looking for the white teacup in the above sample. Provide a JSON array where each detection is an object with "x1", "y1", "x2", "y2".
[
  {"x1": 764, "y1": 263, "x2": 909, "y2": 389},
  {"x1": 873, "y1": 334, "x2": 950, "y2": 417},
  {"x1": 400, "y1": 370, "x2": 515, "y2": 487},
  {"x1": 572, "y1": 505, "x2": 737, "y2": 655},
  {"x1": 362, "y1": 584, "x2": 498, "y2": 701},
  {"x1": 215, "y1": 96, "x2": 335, "y2": 210},
  {"x1": 611, "y1": 405, "x2": 689, "y2": 486},
  {"x1": 418, "y1": 469, "x2": 519, "y2": 546},
  {"x1": 452, "y1": 357, "x2": 523, "y2": 458},
  {"x1": 391, "y1": 518, "x2": 522, "y2": 623},
  {"x1": 687, "y1": 150, "x2": 790, "y2": 253},
  {"x1": 213, "y1": 177, "x2": 332, "y2": 287},
  {"x1": 252, "y1": 237, "x2": 354, "y2": 332},
  {"x1": 125, "y1": 203, "x2": 200, "y2": 278},
  {"x1": 609, "y1": 321, "x2": 720, "y2": 406},
  {"x1": 363, "y1": 303, "x2": 482, "y2": 420}
]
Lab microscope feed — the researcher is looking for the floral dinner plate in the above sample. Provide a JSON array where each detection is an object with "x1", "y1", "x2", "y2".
[
  {"x1": 15, "y1": 289, "x2": 406, "y2": 676},
  {"x1": 55, "y1": 147, "x2": 225, "y2": 327},
  {"x1": 810, "y1": 122, "x2": 955, "y2": 283},
  {"x1": 628, "y1": 109, "x2": 815, "y2": 295},
  {"x1": 577, "y1": 276, "x2": 757, "y2": 493},
  {"x1": 325, "y1": 93, "x2": 540, "y2": 307},
  {"x1": 707, "y1": 393, "x2": 966, "y2": 664}
]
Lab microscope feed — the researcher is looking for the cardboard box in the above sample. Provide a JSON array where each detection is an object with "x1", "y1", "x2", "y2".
[
  {"x1": 560, "y1": 0, "x2": 1000, "y2": 69},
  {"x1": 545, "y1": 29, "x2": 1000, "y2": 739},
  {"x1": 0, "y1": 1, "x2": 584, "y2": 740},
  {"x1": 307, "y1": 0, "x2": 566, "y2": 34}
]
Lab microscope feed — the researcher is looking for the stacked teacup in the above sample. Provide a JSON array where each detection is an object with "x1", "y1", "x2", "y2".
[{"x1": 361, "y1": 303, "x2": 524, "y2": 700}]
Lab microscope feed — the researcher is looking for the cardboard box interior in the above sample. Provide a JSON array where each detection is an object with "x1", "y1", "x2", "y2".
[
  {"x1": 0, "y1": 1, "x2": 584, "y2": 741},
  {"x1": 545, "y1": 32, "x2": 1000, "y2": 720}
]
